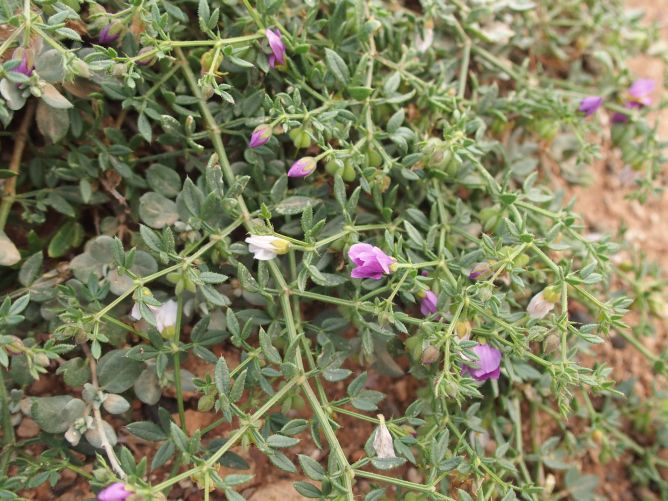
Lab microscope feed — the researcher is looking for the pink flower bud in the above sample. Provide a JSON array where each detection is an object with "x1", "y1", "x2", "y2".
[
  {"x1": 249, "y1": 124, "x2": 272, "y2": 148},
  {"x1": 287, "y1": 157, "x2": 317, "y2": 177}
]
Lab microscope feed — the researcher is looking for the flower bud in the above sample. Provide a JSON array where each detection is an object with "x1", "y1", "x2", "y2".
[
  {"x1": 249, "y1": 124, "x2": 272, "y2": 148},
  {"x1": 288, "y1": 157, "x2": 317, "y2": 177},
  {"x1": 455, "y1": 320, "x2": 471, "y2": 338},
  {"x1": 136, "y1": 47, "x2": 157, "y2": 66},
  {"x1": 420, "y1": 345, "x2": 440, "y2": 364},
  {"x1": 98, "y1": 23, "x2": 122, "y2": 45}
]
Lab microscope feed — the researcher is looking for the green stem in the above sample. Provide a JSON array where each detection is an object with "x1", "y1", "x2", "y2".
[
  {"x1": 151, "y1": 377, "x2": 300, "y2": 492},
  {"x1": 173, "y1": 293, "x2": 186, "y2": 432},
  {"x1": 0, "y1": 368, "x2": 14, "y2": 475},
  {"x1": 354, "y1": 469, "x2": 448, "y2": 499}
]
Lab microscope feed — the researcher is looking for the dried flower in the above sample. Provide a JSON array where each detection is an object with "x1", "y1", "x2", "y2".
[
  {"x1": 526, "y1": 288, "x2": 560, "y2": 319},
  {"x1": 419, "y1": 290, "x2": 438, "y2": 316},
  {"x1": 461, "y1": 343, "x2": 502, "y2": 382},
  {"x1": 287, "y1": 157, "x2": 317, "y2": 177},
  {"x1": 372, "y1": 415, "x2": 396, "y2": 459},
  {"x1": 578, "y1": 96, "x2": 603, "y2": 116},
  {"x1": 266, "y1": 28, "x2": 286, "y2": 68},
  {"x1": 249, "y1": 124, "x2": 273, "y2": 148},
  {"x1": 348, "y1": 243, "x2": 396, "y2": 280},
  {"x1": 98, "y1": 482, "x2": 131, "y2": 501},
  {"x1": 245, "y1": 235, "x2": 290, "y2": 260}
]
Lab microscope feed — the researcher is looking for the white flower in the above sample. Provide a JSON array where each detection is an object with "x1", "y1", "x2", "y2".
[
  {"x1": 415, "y1": 19, "x2": 434, "y2": 53},
  {"x1": 372, "y1": 415, "x2": 396, "y2": 459},
  {"x1": 155, "y1": 300, "x2": 178, "y2": 334},
  {"x1": 245, "y1": 235, "x2": 290, "y2": 261},
  {"x1": 527, "y1": 289, "x2": 559, "y2": 319}
]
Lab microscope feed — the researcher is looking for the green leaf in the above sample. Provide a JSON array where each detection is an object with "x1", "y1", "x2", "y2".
[
  {"x1": 215, "y1": 356, "x2": 231, "y2": 395},
  {"x1": 126, "y1": 421, "x2": 168, "y2": 441},
  {"x1": 293, "y1": 482, "x2": 322, "y2": 498},
  {"x1": 230, "y1": 369, "x2": 247, "y2": 403},
  {"x1": 275, "y1": 196, "x2": 319, "y2": 215},
  {"x1": 152, "y1": 441, "x2": 175, "y2": 470},
  {"x1": 267, "y1": 434, "x2": 300, "y2": 448},
  {"x1": 298, "y1": 454, "x2": 325, "y2": 480},
  {"x1": 97, "y1": 349, "x2": 145, "y2": 392},
  {"x1": 47, "y1": 221, "x2": 84, "y2": 258},
  {"x1": 137, "y1": 113, "x2": 152, "y2": 142},
  {"x1": 36, "y1": 100, "x2": 69, "y2": 143},
  {"x1": 146, "y1": 165, "x2": 182, "y2": 198},
  {"x1": 170, "y1": 421, "x2": 189, "y2": 452},
  {"x1": 31, "y1": 396, "x2": 85, "y2": 434},
  {"x1": 324, "y1": 48, "x2": 350, "y2": 85},
  {"x1": 139, "y1": 192, "x2": 179, "y2": 229}
]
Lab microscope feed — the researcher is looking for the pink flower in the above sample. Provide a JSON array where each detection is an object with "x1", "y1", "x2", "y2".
[
  {"x1": 420, "y1": 290, "x2": 438, "y2": 316},
  {"x1": 578, "y1": 96, "x2": 602, "y2": 117},
  {"x1": 613, "y1": 79, "x2": 656, "y2": 123},
  {"x1": 461, "y1": 343, "x2": 502, "y2": 382},
  {"x1": 348, "y1": 243, "x2": 396, "y2": 280},
  {"x1": 628, "y1": 78, "x2": 655, "y2": 106},
  {"x1": 266, "y1": 28, "x2": 286, "y2": 68},
  {"x1": 288, "y1": 157, "x2": 317, "y2": 177},
  {"x1": 98, "y1": 482, "x2": 131, "y2": 501},
  {"x1": 249, "y1": 124, "x2": 272, "y2": 148}
]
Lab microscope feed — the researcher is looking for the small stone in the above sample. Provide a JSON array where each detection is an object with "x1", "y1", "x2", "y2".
[
  {"x1": 611, "y1": 334, "x2": 626, "y2": 350},
  {"x1": 16, "y1": 417, "x2": 39, "y2": 438}
]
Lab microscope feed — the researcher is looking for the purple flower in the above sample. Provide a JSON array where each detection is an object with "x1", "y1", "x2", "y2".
[
  {"x1": 13, "y1": 52, "x2": 32, "y2": 77},
  {"x1": 578, "y1": 96, "x2": 603, "y2": 117},
  {"x1": 628, "y1": 78, "x2": 655, "y2": 106},
  {"x1": 249, "y1": 124, "x2": 272, "y2": 148},
  {"x1": 420, "y1": 290, "x2": 438, "y2": 316},
  {"x1": 98, "y1": 24, "x2": 121, "y2": 45},
  {"x1": 461, "y1": 343, "x2": 502, "y2": 382},
  {"x1": 348, "y1": 243, "x2": 396, "y2": 280},
  {"x1": 98, "y1": 482, "x2": 131, "y2": 501},
  {"x1": 266, "y1": 28, "x2": 286, "y2": 68},
  {"x1": 288, "y1": 157, "x2": 317, "y2": 177}
]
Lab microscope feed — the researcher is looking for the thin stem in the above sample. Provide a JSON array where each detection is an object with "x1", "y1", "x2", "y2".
[
  {"x1": 84, "y1": 344, "x2": 126, "y2": 479},
  {"x1": 0, "y1": 99, "x2": 35, "y2": 231},
  {"x1": 173, "y1": 293, "x2": 187, "y2": 432},
  {"x1": 0, "y1": 368, "x2": 14, "y2": 475}
]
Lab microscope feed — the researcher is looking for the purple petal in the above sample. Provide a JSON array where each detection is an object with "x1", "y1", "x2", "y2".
[
  {"x1": 266, "y1": 28, "x2": 286, "y2": 66},
  {"x1": 348, "y1": 243, "x2": 375, "y2": 265},
  {"x1": 420, "y1": 290, "x2": 438, "y2": 316},
  {"x1": 462, "y1": 343, "x2": 502, "y2": 382},
  {"x1": 629, "y1": 78, "x2": 655, "y2": 98},
  {"x1": 578, "y1": 96, "x2": 603, "y2": 116}
]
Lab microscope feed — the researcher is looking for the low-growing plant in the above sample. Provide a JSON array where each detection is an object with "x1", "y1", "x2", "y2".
[{"x1": 0, "y1": 0, "x2": 667, "y2": 499}]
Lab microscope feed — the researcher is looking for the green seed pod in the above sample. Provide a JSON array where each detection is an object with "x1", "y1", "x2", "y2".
[
  {"x1": 366, "y1": 147, "x2": 383, "y2": 167},
  {"x1": 288, "y1": 127, "x2": 312, "y2": 149},
  {"x1": 325, "y1": 158, "x2": 343, "y2": 175},
  {"x1": 341, "y1": 160, "x2": 356, "y2": 182}
]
